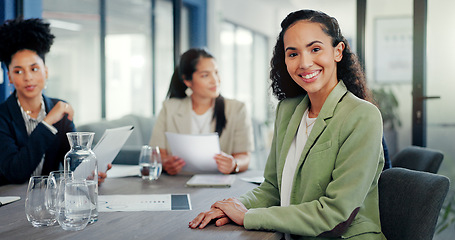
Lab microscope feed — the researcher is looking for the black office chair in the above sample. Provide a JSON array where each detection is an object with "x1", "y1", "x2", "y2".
[
  {"x1": 391, "y1": 146, "x2": 444, "y2": 174},
  {"x1": 379, "y1": 168, "x2": 450, "y2": 240}
]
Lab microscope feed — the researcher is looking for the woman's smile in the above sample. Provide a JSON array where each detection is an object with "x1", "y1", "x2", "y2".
[{"x1": 298, "y1": 70, "x2": 321, "y2": 83}]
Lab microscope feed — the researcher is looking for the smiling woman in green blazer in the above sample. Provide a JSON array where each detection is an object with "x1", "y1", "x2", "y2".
[{"x1": 190, "y1": 10, "x2": 386, "y2": 240}]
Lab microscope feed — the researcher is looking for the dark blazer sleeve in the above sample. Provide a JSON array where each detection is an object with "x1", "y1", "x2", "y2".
[
  {"x1": 0, "y1": 94, "x2": 75, "y2": 185},
  {"x1": 41, "y1": 97, "x2": 76, "y2": 176},
  {"x1": 382, "y1": 136, "x2": 392, "y2": 170}
]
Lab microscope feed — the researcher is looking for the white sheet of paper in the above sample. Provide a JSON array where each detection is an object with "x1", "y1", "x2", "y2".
[
  {"x1": 165, "y1": 132, "x2": 220, "y2": 173},
  {"x1": 93, "y1": 126, "x2": 134, "y2": 172},
  {"x1": 106, "y1": 164, "x2": 140, "y2": 178}
]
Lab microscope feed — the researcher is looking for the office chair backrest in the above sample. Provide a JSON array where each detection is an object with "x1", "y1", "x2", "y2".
[
  {"x1": 391, "y1": 146, "x2": 444, "y2": 174},
  {"x1": 379, "y1": 168, "x2": 450, "y2": 240}
]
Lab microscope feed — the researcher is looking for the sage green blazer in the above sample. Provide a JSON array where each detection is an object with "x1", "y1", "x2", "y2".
[
  {"x1": 149, "y1": 97, "x2": 254, "y2": 155},
  {"x1": 238, "y1": 81, "x2": 386, "y2": 239}
]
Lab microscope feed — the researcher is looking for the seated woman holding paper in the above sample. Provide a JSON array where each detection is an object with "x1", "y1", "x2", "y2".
[
  {"x1": 0, "y1": 18, "x2": 109, "y2": 185},
  {"x1": 149, "y1": 48, "x2": 254, "y2": 175}
]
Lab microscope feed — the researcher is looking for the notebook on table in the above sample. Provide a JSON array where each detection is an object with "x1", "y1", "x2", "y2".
[
  {"x1": 0, "y1": 196, "x2": 20, "y2": 207},
  {"x1": 185, "y1": 174, "x2": 236, "y2": 188}
]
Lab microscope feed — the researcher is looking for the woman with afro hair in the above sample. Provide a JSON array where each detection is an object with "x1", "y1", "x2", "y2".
[{"x1": 0, "y1": 18, "x2": 109, "y2": 185}]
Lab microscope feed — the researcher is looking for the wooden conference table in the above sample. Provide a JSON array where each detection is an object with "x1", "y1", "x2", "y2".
[{"x1": 0, "y1": 169, "x2": 282, "y2": 240}]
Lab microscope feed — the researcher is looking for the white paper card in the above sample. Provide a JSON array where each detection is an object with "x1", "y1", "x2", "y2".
[
  {"x1": 165, "y1": 132, "x2": 220, "y2": 173},
  {"x1": 93, "y1": 126, "x2": 134, "y2": 172},
  {"x1": 106, "y1": 164, "x2": 140, "y2": 178}
]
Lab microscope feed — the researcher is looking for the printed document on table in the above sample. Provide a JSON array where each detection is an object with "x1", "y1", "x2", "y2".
[
  {"x1": 165, "y1": 132, "x2": 220, "y2": 173},
  {"x1": 98, "y1": 194, "x2": 191, "y2": 212},
  {"x1": 93, "y1": 126, "x2": 134, "y2": 172}
]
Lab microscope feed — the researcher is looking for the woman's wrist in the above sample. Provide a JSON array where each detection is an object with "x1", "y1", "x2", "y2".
[{"x1": 232, "y1": 158, "x2": 239, "y2": 173}]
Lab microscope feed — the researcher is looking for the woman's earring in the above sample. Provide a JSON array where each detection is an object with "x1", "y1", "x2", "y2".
[
  {"x1": 8, "y1": 82, "x2": 13, "y2": 95},
  {"x1": 185, "y1": 88, "x2": 193, "y2": 96}
]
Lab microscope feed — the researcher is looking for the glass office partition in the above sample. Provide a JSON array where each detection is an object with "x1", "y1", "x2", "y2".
[
  {"x1": 252, "y1": 34, "x2": 269, "y2": 122},
  {"x1": 219, "y1": 22, "x2": 270, "y2": 123},
  {"x1": 234, "y1": 27, "x2": 253, "y2": 114},
  {"x1": 152, "y1": 0, "x2": 191, "y2": 114},
  {"x1": 105, "y1": 0, "x2": 152, "y2": 120},
  {"x1": 427, "y1": 0, "x2": 455, "y2": 180},
  {"x1": 43, "y1": 0, "x2": 101, "y2": 125},
  {"x1": 219, "y1": 22, "x2": 235, "y2": 97},
  {"x1": 43, "y1": 0, "x2": 192, "y2": 122},
  {"x1": 154, "y1": 0, "x2": 174, "y2": 114},
  {"x1": 365, "y1": 0, "x2": 413, "y2": 157},
  {"x1": 427, "y1": 5, "x2": 455, "y2": 234}
]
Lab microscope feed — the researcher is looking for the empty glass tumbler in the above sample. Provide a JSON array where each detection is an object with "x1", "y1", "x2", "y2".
[{"x1": 25, "y1": 176, "x2": 57, "y2": 227}]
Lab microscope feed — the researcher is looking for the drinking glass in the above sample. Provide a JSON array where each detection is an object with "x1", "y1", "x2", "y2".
[
  {"x1": 139, "y1": 145, "x2": 162, "y2": 180},
  {"x1": 25, "y1": 176, "x2": 57, "y2": 227},
  {"x1": 56, "y1": 179, "x2": 92, "y2": 231},
  {"x1": 46, "y1": 171, "x2": 73, "y2": 215},
  {"x1": 151, "y1": 146, "x2": 162, "y2": 180}
]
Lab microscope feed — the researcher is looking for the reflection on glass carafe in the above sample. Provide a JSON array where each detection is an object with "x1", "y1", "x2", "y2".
[{"x1": 64, "y1": 132, "x2": 98, "y2": 223}]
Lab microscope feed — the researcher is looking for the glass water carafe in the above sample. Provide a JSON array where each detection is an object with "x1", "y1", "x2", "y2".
[{"x1": 64, "y1": 132, "x2": 98, "y2": 223}]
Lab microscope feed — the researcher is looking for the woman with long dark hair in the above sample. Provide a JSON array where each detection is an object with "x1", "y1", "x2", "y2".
[
  {"x1": 190, "y1": 10, "x2": 386, "y2": 239},
  {"x1": 149, "y1": 48, "x2": 253, "y2": 175}
]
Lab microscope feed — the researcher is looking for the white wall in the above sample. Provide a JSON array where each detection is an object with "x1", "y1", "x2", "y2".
[
  {"x1": 207, "y1": 0, "x2": 295, "y2": 59},
  {"x1": 290, "y1": 0, "x2": 358, "y2": 52},
  {"x1": 208, "y1": 0, "x2": 358, "y2": 57}
]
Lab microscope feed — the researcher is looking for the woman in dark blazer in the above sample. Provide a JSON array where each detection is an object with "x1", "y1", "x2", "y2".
[
  {"x1": 0, "y1": 18, "x2": 108, "y2": 185},
  {"x1": 0, "y1": 93, "x2": 75, "y2": 185}
]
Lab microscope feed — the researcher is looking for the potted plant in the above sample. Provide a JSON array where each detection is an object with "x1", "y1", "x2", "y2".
[
  {"x1": 371, "y1": 88, "x2": 402, "y2": 156},
  {"x1": 371, "y1": 88, "x2": 402, "y2": 130},
  {"x1": 436, "y1": 192, "x2": 455, "y2": 235}
]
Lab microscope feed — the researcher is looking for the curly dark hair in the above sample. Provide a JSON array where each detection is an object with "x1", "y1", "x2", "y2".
[
  {"x1": 270, "y1": 9, "x2": 370, "y2": 101},
  {"x1": 0, "y1": 17, "x2": 54, "y2": 67}
]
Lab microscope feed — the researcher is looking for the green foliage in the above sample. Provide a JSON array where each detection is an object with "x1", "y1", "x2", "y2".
[
  {"x1": 436, "y1": 192, "x2": 455, "y2": 235},
  {"x1": 371, "y1": 88, "x2": 402, "y2": 130}
]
